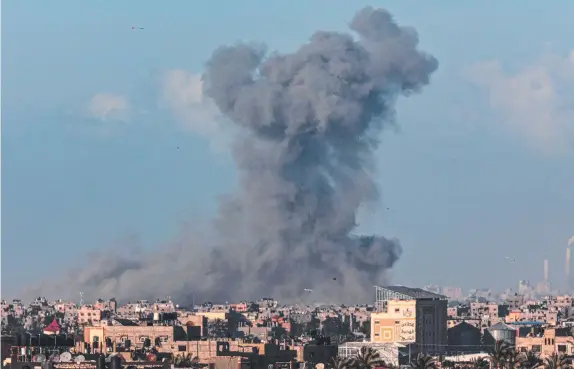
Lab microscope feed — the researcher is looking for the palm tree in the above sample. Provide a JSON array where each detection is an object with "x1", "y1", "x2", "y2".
[
  {"x1": 488, "y1": 340, "x2": 511, "y2": 369},
  {"x1": 174, "y1": 353, "x2": 200, "y2": 368},
  {"x1": 328, "y1": 356, "x2": 352, "y2": 369},
  {"x1": 190, "y1": 356, "x2": 201, "y2": 368},
  {"x1": 470, "y1": 357, "x2": 489, "y2": 369},
  {"x1": 519, "y1": 351, "x2": 541, "y2": 369},
  {"x1": 504, "y1": 349, "x2": 520, "y2": 369},
  {"x1": 544, "y1": 353, "x2": 570, "y2": 369},
  {"x1": 354, "y1": 346, "x2": 385, "y2": 369},
  {"x1": 409, "y1": 353, "x2": 437, "y2": 369}
]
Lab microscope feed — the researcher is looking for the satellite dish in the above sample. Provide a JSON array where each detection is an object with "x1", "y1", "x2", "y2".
[
  {"x1": 75, "y1": 355, "x2": 86, "y2": 363},
  {"x1": 60, "y1": 352, "x2": 72, "y2": 362},
  {"x1": 36, "y1": 354, "x2": 47, "y2": 362}
]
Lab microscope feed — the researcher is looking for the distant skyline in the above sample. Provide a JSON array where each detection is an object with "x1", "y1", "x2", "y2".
[{"x1": 2, "y1": 0, "x2": 573, "y2": 300}]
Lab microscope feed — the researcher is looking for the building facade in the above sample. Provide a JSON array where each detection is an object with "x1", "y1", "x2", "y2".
[{"x1": 371, "y1": 286, "x2": 448, "y2": 353}]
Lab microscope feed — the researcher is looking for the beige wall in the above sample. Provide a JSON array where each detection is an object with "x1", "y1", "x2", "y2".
[
  {"x1": 371, "y1": 300, "x2": 417, "y2": 343},
  {"x1": 371, "y1": 299, "x2": 447, "y2": 349},
  {"x1": 197, "y1": 312, "x2": 228, "y2": 321},
  {"x1": 178, "y1": 314, "x2": 208, "y2": 336},
  {"x1": 516, "y1": 328, "x2": 574, "y2": 357},
  {"x1": 166, "y1": 340, "x2": 241, "y2": 361},
  {"x1": 84, "y1": 326, "x2": 250, "y2": 363},
  {"x1": 84, "y1": 325, "x2": 175, "y2": 352},
  {"x1": 78, "y1": 306, "x2": 102, "y2": 325}
]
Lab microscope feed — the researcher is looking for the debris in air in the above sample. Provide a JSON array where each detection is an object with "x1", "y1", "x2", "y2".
[
  {"x1": 131, "y1": 26, "x2": 144, "y2": 30},
  {"x1": 303, "y1": 289, "x2": 313, "y2": 292},
  {"x1": 504, "y1": 256, "x2": 516, "y2": 262}
]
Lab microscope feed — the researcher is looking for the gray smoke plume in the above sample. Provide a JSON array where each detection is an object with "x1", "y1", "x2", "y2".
[{"x1": 19, "y1": 7, "x2": 437, "y2": 304}]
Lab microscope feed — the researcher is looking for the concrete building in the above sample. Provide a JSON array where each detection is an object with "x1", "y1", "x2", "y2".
[
  {"x1": 84, "y1": 322, "x2": 178, "y2": 352},
  {"x1": 177, "y1": 313, "x2": 208, "y2": 337},
  {"x1": 506, "y1": 294, "x2": 525, "y2": 309},
  {"x1": 515, "y1": 327, "x2": 574, "y2": 357},
  {"x1": 78, "y1": 305, "x2": 102, "y2": 325},
  {"x1": 338, "y1": 342, "x2": 405, "y2": 367},
  {"x1": 371, "y1": 286, "x2": 448, "y2": 353},
  {"x1": 442, "y1": 287, "x2": 463, "y2": 300},
  {"x1": 506, "y1": 309, "x2": 558, "y2": 325},
  {"x1": 447, "y1": 322, "x2": 481, "y2": 353}
]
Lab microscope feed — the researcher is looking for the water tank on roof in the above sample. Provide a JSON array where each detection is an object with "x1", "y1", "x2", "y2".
[
  {"x1": 110, "y1": 355, "x2": 122, "y2": 369},
  {"x1": 487, "y1": 323, "x2": 516, "y2": 345},
  {"x1": 96, "y1": 354, "x2": 106, "y2": 369}
]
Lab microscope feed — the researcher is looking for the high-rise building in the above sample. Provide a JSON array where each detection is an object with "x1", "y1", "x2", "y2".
[
  {"x1": 441, "y1": 287, "x2": 462, "y2": 300},
  {"x1": 371, "y1": 286, "x2": 447, "y2": 353}
]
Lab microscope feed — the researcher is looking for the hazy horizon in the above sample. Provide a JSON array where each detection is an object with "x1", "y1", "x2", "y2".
[{"x1": 2, "y1": 0, "x2": 573, "y2": 300}]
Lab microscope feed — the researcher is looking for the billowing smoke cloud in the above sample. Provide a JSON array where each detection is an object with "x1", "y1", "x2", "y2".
[
  {"x1": 21, "y1": 7, "x2": 437, "y2": 304},
  {"x1": 160, "y1": 70, "x2": 231, "y2": 153},
  {"x1": 87, "y1": 93, "x2": 130, "y2": 122}
]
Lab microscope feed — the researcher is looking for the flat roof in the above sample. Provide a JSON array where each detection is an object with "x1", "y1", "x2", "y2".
[
  {"x1": 338, "y1": 342, "x2": 406, "y2": 348},
  {"x1": 376, "y1": 286, "x2": 447, "y2": 300},
  {"x1": 508, "y1": 321, "x2": 545, "y2": 325}
]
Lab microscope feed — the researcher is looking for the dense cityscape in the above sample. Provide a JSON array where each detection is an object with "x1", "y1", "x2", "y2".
[
  {"x1": 3, "y1": 1, "x2": 573, "y2": 369},
  {"x1": 3, "y1": 280, "x2": 574, "y2": 369}
]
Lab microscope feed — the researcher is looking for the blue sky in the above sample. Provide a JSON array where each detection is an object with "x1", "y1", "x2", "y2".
[{"x1": 2, "y1": 0, "x2": 574, "y2": 299}]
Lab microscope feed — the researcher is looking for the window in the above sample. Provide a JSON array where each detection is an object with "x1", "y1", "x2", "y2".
[
  {"x1": 395, "y1": 309, "x2": 400, "y2": 313},
  {"x1": 532, "y1": 345, "x2": 541, "y2": 352},
  {"x1": 558, "y1": 345, "x2": 567, "y2": 352},
  {"x1": 178, "y1": 345, "x2": 186, "y2": 352},
  {"x1": 139, "y1": 336, "x2": 149, "y2": 343},
  {"x1": 159, "y1": 336, "x2": 169, "y2": 343}
]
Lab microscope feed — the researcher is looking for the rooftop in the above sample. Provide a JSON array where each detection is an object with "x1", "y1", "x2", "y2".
[
  {"x1": 113, "y1": 318, "x2": 140, "y2": 326},
  {"x1": 507, "y1": 321, "x2": 545, "y2": 326},
  {"x1": 375, "y1": 286, "x2": 447, "y2": 301},
  {"x1": 44, "y1": 318, "x2": 61, "y2": 333},
  {"x1": 489, "y1": 322, "x2": 515, "y2": 331}
]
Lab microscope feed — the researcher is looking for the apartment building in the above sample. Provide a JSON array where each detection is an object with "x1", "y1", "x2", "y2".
[
  {"x1": 371, "y1": 286, "x2": 448, "y2": 352},
  {"x1": 515, "y1": 327, "x2": 574, "y2": 357}
]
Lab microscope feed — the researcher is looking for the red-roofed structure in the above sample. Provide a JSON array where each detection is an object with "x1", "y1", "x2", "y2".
[{"x1": 43, "y1": 318, "x2": 61, "y2": 335}]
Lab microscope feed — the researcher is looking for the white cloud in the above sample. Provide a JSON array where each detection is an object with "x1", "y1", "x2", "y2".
[
  {"x1": 87, "y1": 93, "x2": 130, "y2": 122},
  {"x1": 463, "y1": 49, "x2": 574, "y2": 153},
  {"x1": 160, "y1": 70, "x2": 230, "y2": 153}
]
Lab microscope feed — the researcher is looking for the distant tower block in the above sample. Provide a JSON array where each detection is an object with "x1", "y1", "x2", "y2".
[
  {"x1": 567, "y1": 248, "x2": 571, "y2": 290},
  {"x1": 544, "y1": 259, "x2": 549, "y2": 283}
]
